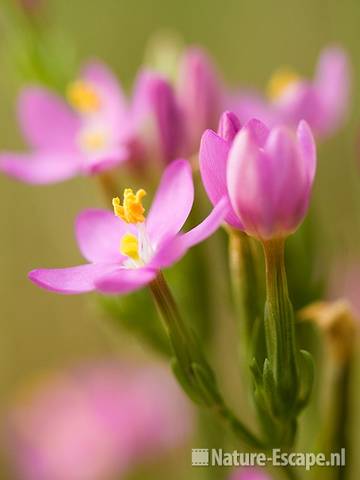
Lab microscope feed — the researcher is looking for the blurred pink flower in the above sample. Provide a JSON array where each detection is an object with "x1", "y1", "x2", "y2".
[
  {"x1": 0, "y1": 61, "x2": 130, "y2": 183},
  {"x1": 229, "y1": 467, "x2": 272, "y2": 479},
  {"x1": 0, "y1": 52, "x2": 222, "y2": 182},
  {"x1": 232, "y1": 46, "x2": 350, "y2": 138},
  {"x1": 29, "y1": 159, "x2": 228, "y2": 294},
  {"x1": 4, "y1": 361, "x2": 193, "y2": 480},
  {"x1": 128, "y1": 70, "x2": 185, "y2": 166},
  {"x1": 118, "y1": 46, "x2": 225, "y2": 165},
  {"x1": 177, "y1": 47, "x2": 223, "y2": 155},
  {"x1": 200, "y1": 112, "x2": 317, "y2": 240}
]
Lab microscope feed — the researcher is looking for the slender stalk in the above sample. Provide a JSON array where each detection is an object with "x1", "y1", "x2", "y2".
[
  {"x1": 149, "y1": 272, "x2": 264, "y2": 450},
  {"x1": 262, "y1": 238, "x2": 299, "y2": 408},
  {"x1": 228, "y1": 229, "x2": 264, "y2": 360}
]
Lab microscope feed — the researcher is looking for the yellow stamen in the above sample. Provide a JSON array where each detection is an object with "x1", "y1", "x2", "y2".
[
  {"x1": 267, "y1": 68, "x2": 300, "y2": 100},
  {"x1": 67, "y1": 80, "x2": 101, "y2": 114},
  {"x1": 112, "y1": 188, "x2": 147, "y2": 224},
  {"x1": 120, "y1": 233, "x2": 140, "y2": 261}
]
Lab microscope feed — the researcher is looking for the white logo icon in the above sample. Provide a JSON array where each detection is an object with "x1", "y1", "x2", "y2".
[{"x1": 192, "y1": 449, "x2": 209, "y2": 466}]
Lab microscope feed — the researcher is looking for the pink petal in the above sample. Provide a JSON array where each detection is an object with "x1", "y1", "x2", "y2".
[
  {"x1": 146, "y1": 159, "x2": 194, "y2": 247},
  {"x1": 243, "y1": 118, "x2": 270, "y2": 147},
  {"x1": 95, "y1": 267, "x2": 157, "y2": 294},
  {"x1": 177, "y1": 47, "x2": 223, "y2": 154},
  {"x1": 130, "y1": 70, "x2": 184, "y2": 163},
  {"x1": 29, "y1": 264, "x2": 118, "y2": 294},
  {"x1": 180, "y1": 196, "x2": 229, "y2": 248},
  {"x1": 260, "y1": 125, "x2": 313, "y2": 235},
  {"x1": 230, "y1": 467, "x2": 272, "y2": 480},
  {"x1": 227, "y1": 127, "x2": 274, "y2": 237},
  {"x1": 229, "y1": 90, "x2": 279, "y2": 128},
  {"x1": 277, "y1": 83, "x2": 323, "y2": 133},
  {"x1": 83, "y1": 147, "x2": 130, "y2": 175},
  {"x1": 76, "y1": 209, "x2": 134, "y2": 263},
  {"x1": 0, "y1": 152, "x2": 80, "y2": 184},
  {"x1": 18, "y1": 88, "x2": 79, "y2": 150},
  {"x1": 297, "y1": 120, "x2": 316, "y2": 184},
  {"x1": 81, "y1": 61, "x2": 128, "y2": 128},
  {"x1": 217, "y1": 111, "x2": 241, "y2": 143},
  {"x1": 150, "y1": 196, "x2": 229, "y2": 269},
  {"x1": 148, "y1": 238, "x2": 188, "y2": 270},
  {"x1": 199, "y1": 130, "x2": 242, "y2": 228},
  {"x1": 264, "y1": 126, "x2": 305, "y2": 213},
  {"x1": 314, "y1": 46, "x2": 351, "y2": 135}
]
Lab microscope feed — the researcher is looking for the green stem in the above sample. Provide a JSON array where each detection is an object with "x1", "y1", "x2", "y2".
[
  {"x1": 263, "y1": 238, "x2": 299, "y2": 408},
  {"x1": 149, "y1": 272, "x2": 264, "y2": 450},
  {"x1": 229, "y1": 231, "x2": 261, "y2": 335},
  {"x1": 228, "y1": 229, "x2": 265, "y2": 364}
]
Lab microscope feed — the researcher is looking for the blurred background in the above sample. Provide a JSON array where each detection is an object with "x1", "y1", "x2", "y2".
[{"x1": 0, "y1": 0, "x2": 360, "y2": 479}]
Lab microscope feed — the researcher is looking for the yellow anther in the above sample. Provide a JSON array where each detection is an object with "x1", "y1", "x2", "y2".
[
  {"x1": 112, "y1": 189, "x2": 147, "y2": 224},
  {"x1": 120, "y1": 233, "x2": 140, "y2": 261},
  {"x1": 267, "y1": 68, "x2": 300, "y2": 100},
  {"x1": 67, "y1": 80, "x2": 101, "y2": 114}
]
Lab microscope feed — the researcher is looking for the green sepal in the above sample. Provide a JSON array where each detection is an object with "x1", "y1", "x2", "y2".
[
  {"x1": 296, "y1": 349, "x2": 315, "y2": 412},
  {"x1": 171, "y1": 358, "x2": 203, "y2": 405},
  {"x1": 249, "y1": 357, "x2": 262, "y2": 385},
  {"x1": 262, "y1": 358, "x2": 280, "y2": 417},
  {"x1": 191, "y1": 362, "x2": 222, "y2": 407}
]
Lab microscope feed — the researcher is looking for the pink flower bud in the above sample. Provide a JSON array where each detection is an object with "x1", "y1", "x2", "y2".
[{"x1": 227, "y1": 119, "x2": 316, "y2": 240}]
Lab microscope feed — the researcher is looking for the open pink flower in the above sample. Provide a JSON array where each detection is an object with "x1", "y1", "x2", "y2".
[
  {"x1": 233, "y1": 46, "x2": 350, "y2": 138},
  {"x1": 29, "y1": 159, "x2": 228, "y2": 294},
  {"x1": 0, "y1": 61, "x2": 129, "y2": 184},
  {"x1": 200, "y1": 112, "x2": 316, "y2": 240}
]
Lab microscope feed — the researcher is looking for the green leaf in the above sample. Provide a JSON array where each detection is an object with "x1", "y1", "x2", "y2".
[
  {"x1": 192, "y1": 362, "x2": 222, "y2": 406},
  {"x1": 171, "y1": 358, "x2": 203, "y2": 405}
]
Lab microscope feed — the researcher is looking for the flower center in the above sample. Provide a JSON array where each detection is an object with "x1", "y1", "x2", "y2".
[
  {"x1": 78, "y1": 128, "x2": 108, "y2": 154},
  {"x1": 67, "y1": 80, "x2": 101, "y2": 114},
  {"x1": 112, "y1": 189, "x2": 147, "y2": 224},
  {"x1": 112, "y1": 189, "x2": 150, "y2": 267},
  {"x1": 267, "y1": 68, "x2": 300, "y2": 100},
  {"x1": 120, "y1": 233, "x2": 140, "y2": 261}
]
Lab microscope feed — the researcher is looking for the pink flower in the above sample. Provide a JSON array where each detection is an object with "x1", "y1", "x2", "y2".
[
  {"x1": 233, "y1": 46, "x2": 350, "y2": 138},
  {"x1": 229, "y1": 467, "x2": 272, "y2": 480},
  {"x1": 128, "y1": 70, "x2": 185, "y2": 165},
  {"x1": 29, "y1": 159, "x2": 228, "y2": 294},
  {"x1": 177, "y1": 47, "x2": 223, "y2": 155},
  {"x1": 4, "y1": 361, "x2": 193, "y2": 480},
  {"x1": 130, "y1": 46, "x2": 224, "y2": 163},
  {"x1": 200, "y1": 112, "x2": 316, "y2": 240},
  {"x1": 0, "y1": 61, "x2": 129, "y2": 184}
]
